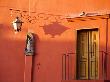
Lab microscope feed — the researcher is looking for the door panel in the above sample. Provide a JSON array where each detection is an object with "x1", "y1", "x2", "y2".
[
  {"x1": 89, "y1": 31, "x2": 98, "y2": 79},
  {"x1": 77, "y1": 31, "x2": 88, "y2": 79},
  {"x1": 77, "y1": 29, "x2": 98, "y2": 80}
]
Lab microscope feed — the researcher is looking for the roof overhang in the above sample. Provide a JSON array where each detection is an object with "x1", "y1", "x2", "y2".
[{"x1": 66, "y1": 14, "x2": 110, "y2": 22}]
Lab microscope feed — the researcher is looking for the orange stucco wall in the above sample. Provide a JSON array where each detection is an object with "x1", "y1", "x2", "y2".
[{"x1": 0, "y1": 0, "x2": 110, "y2": 82}]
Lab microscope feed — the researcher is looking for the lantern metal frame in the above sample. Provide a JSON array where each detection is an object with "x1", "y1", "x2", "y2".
[{"x1": 12, "y1": 16, "x2": 23, "y2": 32}]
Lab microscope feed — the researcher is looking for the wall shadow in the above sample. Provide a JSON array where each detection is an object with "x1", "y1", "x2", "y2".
[
  {"x1": 31, "y1": 34, "x2": 40, "y2": 82},
  {"x1": 42, "y1": 22, "x2": 69, "y2": 38},
  {"x1": 105, "y1": 80, "x2": 110, "y2": 82}
]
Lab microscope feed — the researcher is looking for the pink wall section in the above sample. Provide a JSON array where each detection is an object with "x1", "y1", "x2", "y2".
[{"x1": 0, "y1": 0, "x2": 110, "y2": 82}]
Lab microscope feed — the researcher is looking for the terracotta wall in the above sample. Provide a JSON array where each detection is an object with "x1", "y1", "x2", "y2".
[{"x1": 0, "y1": 0, "x2": 110, "y2": 82}]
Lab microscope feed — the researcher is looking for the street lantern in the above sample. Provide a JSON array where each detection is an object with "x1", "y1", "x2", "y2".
[{"x1": 12, "y1": 17, "x2": 23, "y2": 32}]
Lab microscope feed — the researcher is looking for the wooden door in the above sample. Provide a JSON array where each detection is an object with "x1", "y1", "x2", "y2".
[
  {"x1": 77, "y1": 30, "x2": 89, "y2": 79},
  {"x1": 77, "y1": 29, "x2": 98, "y2": 80},
  {"x1": 88, "y1": 30, "x2": 98, "y2": 79}
]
